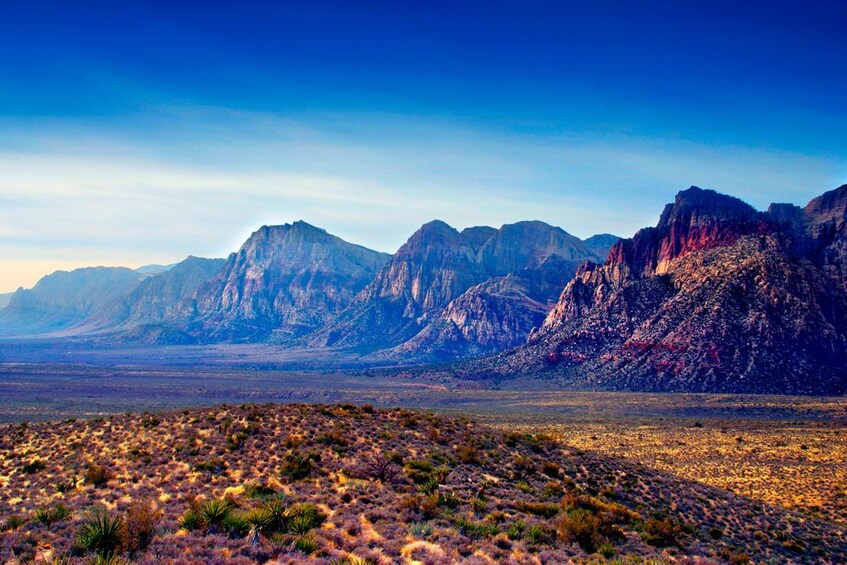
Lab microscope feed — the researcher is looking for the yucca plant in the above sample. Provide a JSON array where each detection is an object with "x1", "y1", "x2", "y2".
[
  {"x1": 178, "y1": 508, "x2": 202, "y2": 531},
  {"x1": 261, "y1": 499, "x2": 288, "y2": 533},
  {"x1": 222, "y1": 512, "x2": 251, "y2": 537},
  {"x1": 506, "y1": 519, "x2": 527, "y2": 540},
  {"x1": 286, "y1": 503, "x2": 325, "y2": 535},
  {"x1": 75, "y1": 511, "x2": 124, "y2": 557},
  {"x1": 198, "y1": 498, "x2": 233, "y2": 532},
  {"x1": 34, "y1": 504, "x2": 70, "y2": 526},
  {"x1": 3, "y1": 515, "x2": 26, "y2": 531},
  {"x1": 293, "y1": 534, "x2": 319, "y2": 555}
]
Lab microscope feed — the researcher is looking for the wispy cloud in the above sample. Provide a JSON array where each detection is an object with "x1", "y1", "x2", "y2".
[{"x1": 0, "y1": 108, "x2": 842, "y2": 291}]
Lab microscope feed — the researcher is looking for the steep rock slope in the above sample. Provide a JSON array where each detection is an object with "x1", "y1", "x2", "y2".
[
  {"x1": 189, "y1": 222, "x2": 390, "y2": 342},
  {"x1": 313, "y1": 220, "x2": 615, "y2": 357},
  {"x1": 478, "y1": 186, "x2": 847, "y2": 394}
]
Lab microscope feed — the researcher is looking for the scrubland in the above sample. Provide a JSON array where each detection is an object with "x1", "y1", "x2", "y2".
[{"x1": 2, "y1": 403, "x2": 845, "y2": 563}]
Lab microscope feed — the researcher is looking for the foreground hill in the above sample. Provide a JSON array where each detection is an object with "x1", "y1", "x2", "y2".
[
  {"x1": 471, "y1": 185, "x2": 847, "y2": 394},
  {"x1": 2, "y1": 403, "x2": 844, "y2": 563}
]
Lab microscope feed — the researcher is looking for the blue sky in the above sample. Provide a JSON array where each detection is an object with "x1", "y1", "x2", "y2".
[{"x1": 1, "y1": 0, "x2": 845, "y2": 291}]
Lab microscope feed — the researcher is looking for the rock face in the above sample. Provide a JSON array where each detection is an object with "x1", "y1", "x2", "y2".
[
  {"x1": 311, "y1": 220, "x2": 614, "y2": 358},
  {"x1": 188, "y1": 222, "x2": 390, "y2": 342},
  {"x1": 99, "y1": 256, "x2": 226, "y2": 342},
  {"x1": 0, "y1": 267, "x2": 144, "y2": 336},
  {"x1": 480, "y1": 186, "x2": 847, "y2": 394}
]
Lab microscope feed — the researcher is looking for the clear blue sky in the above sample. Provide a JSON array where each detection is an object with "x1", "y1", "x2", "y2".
[{"x1": 1, "y1": 0, "x2": 845, "y2": 291}]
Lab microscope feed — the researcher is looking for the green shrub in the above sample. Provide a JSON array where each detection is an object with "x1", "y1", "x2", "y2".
[
  {"x1": 294, "y1": 534, "x2": 319, "y2": 555},
  {"x1": 2, "y1": 515, "x2": 26, "y2": 531},
  {"x1": 22, "y1": 460, "x2": 46, "y2": 474},
  {"x1": 408, "y1": 521, "x2": 433, "y2": 538},
  {"x1": 506, "y1": 520, "x2": 527, "y2": 540},
  {"x1": 437, "y1": 491, "x2": 460, "y2": 509},
  {"x1": 597, "y1": 541, "x2": 616, "y2": 558},
  {"x1": 639, "y1": 516, "x2": 685, "y2": 548},
  {"x1": 178, "y1": 509, "x2": 203, "y2": 531},
  {"x1": 261, "y1": 499, "x2": 288, "y2": 533},
  {"x1": 286, "y1": 503, "x2": 326, "y2": 535},
  {"x1": 558, "y1": 508, "x2": 600, "y2": 553},
  {"x1": 523, "y1": 524, "x2": 545, "y2": 544},
  {"x1": 194, "y1": 459, "x2": 227, "y2": 475},
  {"x1": 34, "y1": 504, "x2": 70, "y2": 525},
  {"x1": 198, "y1": 498, "x2": 233, "y2": 531},
  {"x1": 85, "y1": 464, "x2": 110, "y2": 487},
  {"x1": 222, "y1": 512, "x2": 251, "y2": 537},
  {"x1": 517, "y1": 501, "x2": 560, "y2": 518},
  {"x1": 281, "y1": 450, "x2": 314, "y2": 482},
  {"x1": 75, "y1": 511, "x2": 124, "y2": 557}
]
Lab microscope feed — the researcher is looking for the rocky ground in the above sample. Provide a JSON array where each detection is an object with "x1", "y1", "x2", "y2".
[{"x1": 1, "y1": 403, "x2": 845, "y2": 563}]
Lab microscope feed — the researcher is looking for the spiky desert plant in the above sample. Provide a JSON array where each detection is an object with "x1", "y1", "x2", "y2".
[
  {"x1": 294, "y1": 534, "x2": 319, "y2": 555},
  {"x1": 75, "y1": 511, "x2": 124, "y2": 557},
  {"x1": 198, "y1": 498, "x2": 233, "y2": 532},
  {"x1": 34, "y1": 504, "x2": 70, "y2": 526},
  {"x1": 261, "y1": 499, "x2": 288, "y2": 533}
]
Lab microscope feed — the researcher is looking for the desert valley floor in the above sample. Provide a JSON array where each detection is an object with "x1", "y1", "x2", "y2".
[{"x1": 1, "y1": 364, "x2": 846, "y2": 563}]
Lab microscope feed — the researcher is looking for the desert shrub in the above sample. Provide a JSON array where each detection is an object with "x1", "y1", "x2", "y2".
[
  {"x1": 140, "y1": 416, "x2": 161, "y2": 429},
  {"x1": 541, "y1": 460, "x2": 561, "y2": 478},
  {"x1": 2, "y1": 515, "x2": 26, "y2": 531},
  {"x1": 420, "y1": 494, "x2": 440, "y2": 519},
  {"x1": 316, "y1": 428, "x2": 347, "y2": 447},
  {"x1": 597, "y1": 541, "x2": 616, "y2": 558},
  {"x1": 358, "y1": 455, "x2": 402, "y2": 483},
  {"x1": 506, "y1": 520, "x2": 527, "y2": 540},
  {"x1": 85, "y1": 464, "x2": 110, "y2": 487},
  {"x1": 178, "y1": 509, "x2": 203, "y2": 531},
  {"x1": 408, "y1": 521, "x2": 433, "y2": 538},
  {"x1": 120, "y1": 501, "x2": 159, "y2": 553},
  {"x1": 559, "y1": 508, "x2": 601, "y2": 553},
  {"x1": 709, "y1": 527, "x2": 724, "y2": 540},
  {"x1": 523, "y1": 524, "x2": 545, "y2": 544},
  {"x1": 198, "y1": 498, "x2": 234, "y2": 531},
  {"x1": 417, "y1": 476, "x2": 440, "y2": 495},
  {"x1": 244, "y1": 482, "x2": 279, "y2": 500},
  {"x1": 194, "y1": 458, "x2": 227, "y2": 475},
  {"x1": 281, "y1": 450, "x2": 315, "y2": 482},
  {"x1": 294, "y1": 534, "x2": 319, "y2": 555},
  {"x1": 222, "y1": 512, "x2": 251, "y2": 537},
  {"x1": 515, "y1": 480, "x2": 533, "y2": 493},
  {"x1": 454, "y1": 517, "x2": 498, "y2": 539},
  {"x1": 471, "y1": 497, "x2": 487, "y2": 513},
  {"x1": 639, "y1": 516, "x2": 685, "y2": 548},
  {"x1": 56, "y1": 479, "x2": 75, "y2": 493},
  {"x1": 75, "y1": 511, "x2": 124, "y2": 557},
  {"x1": 22, "y1": 460, "x2": 46, "y2": 474},
  {"x1": 543, "y1": 481, "x2": 564, "y2": 498},
  {"x1": 34, "y1": 503, "x2": 71, "y2": 525},
  {"x1": 226, "y1": 431, "x2": 249, "y2": 451},
  {"x1": 437, "y1": 491, "x2": 460, "y2": 509},
  {"x1": 286, "y1": 503, "x2": 326, "y2": 535},
  {"x1": 517, "y1": 501, "x2": 560, "y2": 518},
  {"x1": 261, "y1": 499, "x2": 288, "y2": 533},
  {"x1": 456, "y1": 442, "x2": 481, "y2": 465}
]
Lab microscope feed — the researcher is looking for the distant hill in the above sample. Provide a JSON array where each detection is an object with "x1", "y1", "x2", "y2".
[
  {"x1": 0, "y1": 267, "x2": 144, "y2": 336},
  {"x1": 308, "y1": 220, "x2": 614, "y2": 359},
  {"x1": 0, "y1": 292, "x2": 12, "y2": 310}
]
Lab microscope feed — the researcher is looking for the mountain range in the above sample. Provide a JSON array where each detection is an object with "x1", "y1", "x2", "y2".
[{"x1": 2, "y1": 184, "x2": 846, "y2": 394}]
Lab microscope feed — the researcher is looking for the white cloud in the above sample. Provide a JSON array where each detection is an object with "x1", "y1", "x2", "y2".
[{"x1": 0, "y1": 109, "x2": 842, "y2": 291}]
